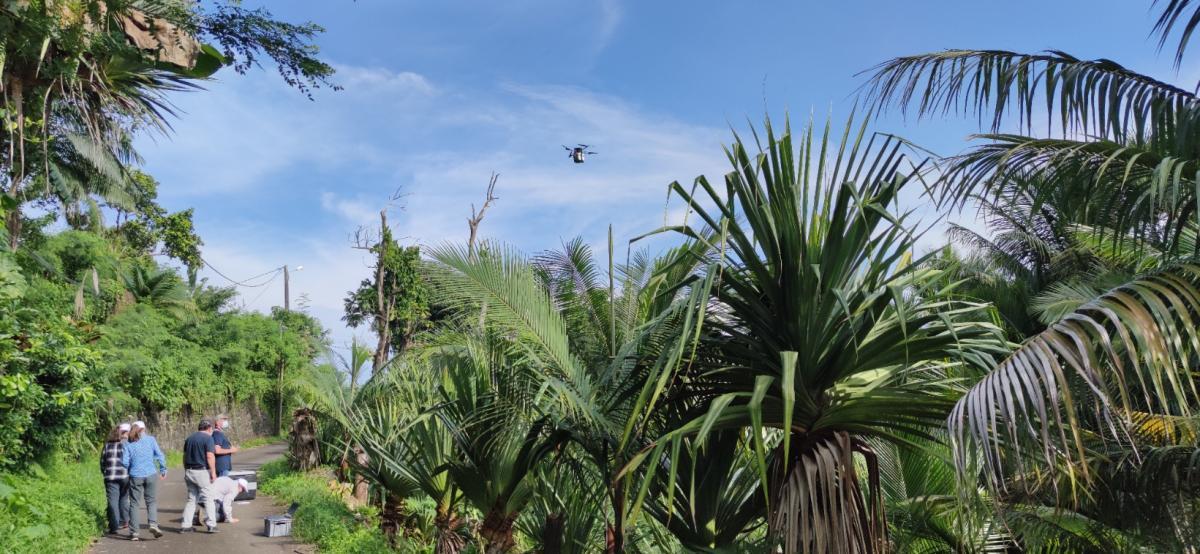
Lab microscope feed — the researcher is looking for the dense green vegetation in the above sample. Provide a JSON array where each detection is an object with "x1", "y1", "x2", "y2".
[
  {"x1": 7, "y1": 0, "x2": 1200, "y2": 553},
  {"x1": 0, "y1": 460, "x2": 105, "y2": 554},
  {"x1": 0, "y1": 0, "x2": 336, "y2": 548},
  {"x1": 285, "y1": 3, "x2": 1200, "y2": 553}
]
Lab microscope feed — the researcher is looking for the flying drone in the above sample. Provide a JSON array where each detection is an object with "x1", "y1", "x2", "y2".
[{"x1": 564, "y1": 144, "x2": 597, "y2": 164}]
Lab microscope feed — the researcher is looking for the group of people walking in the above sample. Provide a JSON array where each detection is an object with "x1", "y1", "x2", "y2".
[{"x1": 101, "y1": 415, "x2": 248, "y2": 540}]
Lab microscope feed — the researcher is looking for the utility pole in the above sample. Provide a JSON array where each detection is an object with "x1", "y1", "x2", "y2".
[
  {"x1": 277, "y1": 264, "x2": 301, "y2": 434},
  {"x1": 283, "y1": 265, "x2": 291, "y2": 312}
]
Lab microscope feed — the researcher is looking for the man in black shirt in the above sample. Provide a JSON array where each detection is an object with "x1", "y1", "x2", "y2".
[{"x1": 180, "y1": 419, "x2": 218, "y2": 533}]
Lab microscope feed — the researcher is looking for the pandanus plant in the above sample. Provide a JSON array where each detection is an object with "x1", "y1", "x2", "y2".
[{"x1": 621, "y1": 116, "x2": 1009, "y2": 553}]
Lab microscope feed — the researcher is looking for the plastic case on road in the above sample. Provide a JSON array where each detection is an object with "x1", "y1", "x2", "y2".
[
  {"x1": 264, "y1": 503, "x2": 299, "y2": 538},
  {"x1": 264, "y1": 515, "x2": 292, "y2": 537}
]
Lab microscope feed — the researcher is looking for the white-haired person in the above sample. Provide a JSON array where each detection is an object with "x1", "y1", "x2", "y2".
[
  {"x1": 208, "y1": 476, "x2": 250, "y2": 524},
  {"x1": 100, "y1": 423, "x2": 132, "y2": 535},
  {"x1": 121, "y1": 421, "x2": 168, "y2": 540}
]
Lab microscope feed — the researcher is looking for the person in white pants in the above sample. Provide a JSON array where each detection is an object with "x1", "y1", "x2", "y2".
[
  {"x1": 180, "y1": 419, "x2": 219, "y2": 533},
  {"x1": 209, "y1": 477, "x2": 249, "y2": 523}
]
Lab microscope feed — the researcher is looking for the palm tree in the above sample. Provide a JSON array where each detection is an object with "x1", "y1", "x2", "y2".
[
  {"x1": 2, "y1": 1, "x2": 336, "y2": 249},
  {"x1": 0, "y1": 1, "x2": 213, "y2": 248},
  {"x1": 342, "y1": 344, "x2": 468, "y2": 553},
  {"x1": 121, "y1": 263, "x2": 193, "y2": 317},
  {"x1": 618, "y1": 116, "x2": 1007, "y2": 553},
  {"x1": 426, "y1": 238, "x2": 718, "y2": 552},
  {"x1": 862, "y1": 3, "x2": 1200, "y2": 548}
]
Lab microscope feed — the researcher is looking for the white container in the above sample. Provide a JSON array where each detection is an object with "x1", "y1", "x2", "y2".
[{"x1": 264, "y1": 515, "x2": 292, "y2": 537}]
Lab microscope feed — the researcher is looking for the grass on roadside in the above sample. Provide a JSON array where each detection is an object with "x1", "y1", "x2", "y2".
[
  {"x1": 239, "y1": 435, "x2": 284, "y2": 450},
  {"x1": 0, "y1": 459, "x2": 105, "y2": 554},
  {"x1": 257, "y1": 459, "x2": 394, "y2": 554}
]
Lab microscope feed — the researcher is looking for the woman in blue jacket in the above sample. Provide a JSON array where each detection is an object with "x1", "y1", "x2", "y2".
[{"x1": 121, "y1": 421, "x2": 168, "y2": 540}]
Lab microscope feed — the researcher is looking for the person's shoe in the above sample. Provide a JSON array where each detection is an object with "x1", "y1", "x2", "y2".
[
  {"x1": 149, "y1": 526, "x2": 163, "y2": 538},
  {"x1": 129, "y1": 534, "x2": 140, "y2": 541},
  {"x1": 206, "y1": 525, "x2": 219, "y2": 534},
  {"x1": 179, "y1": 527, "x2": 195, "y2": 533}
]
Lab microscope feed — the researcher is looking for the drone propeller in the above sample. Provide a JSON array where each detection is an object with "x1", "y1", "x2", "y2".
[
  {"x1": 562, "y1": 145, "x2": 572, "y2": 151},
  {"x1": 577, "y1": 144, "x2": 590, "y2": 148}
]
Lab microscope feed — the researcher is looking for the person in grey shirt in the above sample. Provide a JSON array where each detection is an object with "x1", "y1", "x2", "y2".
[
  {"x1": 180, "y1": 419, "x2": 219, "y2": 533},
  {"x1": 208, "y1": 477, "x2": 249, "y2": 523}
]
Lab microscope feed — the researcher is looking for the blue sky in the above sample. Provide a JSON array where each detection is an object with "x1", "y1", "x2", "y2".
[{"x1": 137, "y1": 0, "x2": 1193, "y2": 351}]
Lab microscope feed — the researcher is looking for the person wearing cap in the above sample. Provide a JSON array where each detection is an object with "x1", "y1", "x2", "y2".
[
  {"x1": 121, "y1": 421, "x2": 168, "y2": 540},
  {"x1": 211, "y1": 415, "x2": 239, "y2": 477},
  {"x1": 180, "y1": 419, "x2": 219, "y2": 533},
  {"x1": 208, "y1": 476, "x2": 250, "y2": 524},
  {"x1": 100, "y1": 424, "x2": 132, "y2": 534}
]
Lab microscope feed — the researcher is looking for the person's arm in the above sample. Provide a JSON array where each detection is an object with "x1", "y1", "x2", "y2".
[
  {"x1": 206, "y1": 435, "x2": 217, "y2": 480},
  {"x1": 152, "y1": 438, "x2": 167, "y2": 476},
  {"x1": 214, "y1": 433, "x2": 238, "y2": 455},
  {"x1": 222, "y1": 488, "x2": 235, "y2": 519},
  {"x1": 120, "y1": 443, "x2": 131, "y2": 470}
]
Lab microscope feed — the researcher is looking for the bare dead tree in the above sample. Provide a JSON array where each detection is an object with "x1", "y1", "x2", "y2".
[
  {"x1": 466, "y1": 174, "x2": 499, "y2": 332},
  {"x1": 467, "y1": 173, "x2": 499, "y2": 257},
  {"x1": 349, "y1": 189, "x2": 409, "y2": 375}
]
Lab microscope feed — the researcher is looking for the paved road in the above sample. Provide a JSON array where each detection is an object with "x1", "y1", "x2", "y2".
[{"x1": 90, "y1": 442, "x2": 313, "y2": 554}]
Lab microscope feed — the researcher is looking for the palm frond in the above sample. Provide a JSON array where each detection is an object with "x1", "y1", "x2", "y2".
[
  {"x1": 949, "y1": 264, "x2": 1200, "y2": 495},
  {"x1": 863, "y1": 49, "x2": 1196, "y2": 139},
  {"x1": 1153, "y1": 0, "x2": 1200, "y2": 67}
]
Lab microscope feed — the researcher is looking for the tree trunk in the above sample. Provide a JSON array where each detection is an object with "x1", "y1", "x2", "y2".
[
  {"x1": 542, "y1": 513, "x2": 564, "y2": 554},
  {"x1": 435, "y1": 505, "x2": 466, "y2": 554},
  {"x1": 288, "y1": 408, "x2": 320, "y2": 471},
  {"x1": 352, "y1": 444, "x2": 370, "y2": 504},
  {"x1": 605, "y1": 485, "x2": 625, "y2": 553},
  {"x1": 480, "y1": 505, "x2": 517, "y2": 554},
  {"x1": 372, "y1": 210, "x2": 392, "y2": 374},
  {"x1": 5, "y1": 210, "x2": 20, "y2": 252},
  {"x1": 380, "y1": 492, "x2": 405, "y2": 545},
  {"x1": 6, "y1": 78, "x2": 25, "y2": 252}
]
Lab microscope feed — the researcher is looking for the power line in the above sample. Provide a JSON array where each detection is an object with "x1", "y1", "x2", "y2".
[
  {"x1": 202, "y1": 257, "x2": 282, "y2": 288},
  {"x1": 242, "y1": 271, "x2": 283, "y2": 309}
]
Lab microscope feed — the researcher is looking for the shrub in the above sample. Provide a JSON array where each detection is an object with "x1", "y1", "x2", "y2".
[{"x1": 0, "y1": 460, "x2": 105, "y2": 554}]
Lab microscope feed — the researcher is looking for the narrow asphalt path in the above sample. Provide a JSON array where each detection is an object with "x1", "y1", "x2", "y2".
[{"x1": 90, "y1": 442, "x2": 312, "y2": 554}]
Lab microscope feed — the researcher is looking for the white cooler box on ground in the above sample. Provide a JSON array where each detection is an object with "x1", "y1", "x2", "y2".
[{"x1": 228, "y1": 469, "x2": 257, "y2": 500}]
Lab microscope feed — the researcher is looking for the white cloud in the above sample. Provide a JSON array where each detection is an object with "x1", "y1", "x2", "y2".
[
  {"x1": 595, "y1": 0, "x2": 623, "y2": 52},
  {"x1": 141, "y1": 63, "x2": 738, "y2": 353},
  {"x1": 320, "y1": 192, "x2": 384, "y2": 225},
  {"x1": 333, "y1": 65, "x2": 437, "y2": 96}
]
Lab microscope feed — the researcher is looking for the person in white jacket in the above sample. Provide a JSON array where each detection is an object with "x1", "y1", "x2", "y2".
[{"x1": 208, "y1": 477, "x2": 249, "y2": 523}]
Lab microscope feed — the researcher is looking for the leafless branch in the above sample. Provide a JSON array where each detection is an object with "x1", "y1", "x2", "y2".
[{"x1": 467, "y1": 172, "x2": 500, "y2": 256}]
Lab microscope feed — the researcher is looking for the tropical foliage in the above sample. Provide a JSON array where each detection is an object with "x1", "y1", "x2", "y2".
[
  {"x1": 9, "y1": 0, "x2": 1200, "y2": 552},
  {"x1": 283, "y1": 2, "x2": 1200, "y2": 553}
]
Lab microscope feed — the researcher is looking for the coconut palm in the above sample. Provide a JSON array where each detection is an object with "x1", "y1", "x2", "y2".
[{"x1": 862, "y1": 4, "x2": 1200, "y2": 549}]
